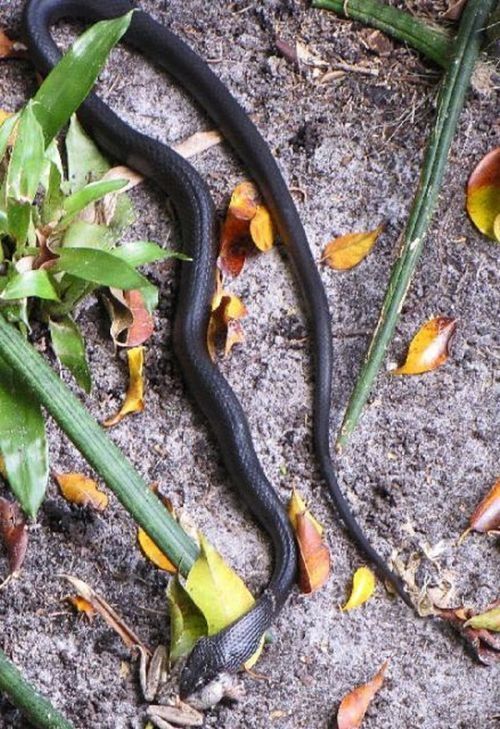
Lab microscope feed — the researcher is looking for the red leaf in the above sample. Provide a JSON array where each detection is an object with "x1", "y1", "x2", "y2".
[{"x1": 0, "y1": 497, "x2": 28, "y2": 575}]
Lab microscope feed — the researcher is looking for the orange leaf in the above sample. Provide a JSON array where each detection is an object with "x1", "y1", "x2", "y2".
[
  {"x1": 104, "y1": 346, "x2": 145, "y2": 427},
  {"x1": 322, "y1": 225, "x2": 383, "y2": 271},
  {"x1": 470, "y1": 479, "x2": 500, "y2": 534},
  {"x1": 229, "y1": 181, "x2": 260, "y2": 221},
  {"x1": 288, "y1": 488, "x2": 323, "y2": 535},
  {"x1": 106, "y1": 289, "x2": 154, "y2": 347},
  {"x1": 55, "y1": 473, "x2": 109, "y2": 511},
  {"x1": 208, "y1": 287, "x2": 247, "y2": 360},
  {"x1": 336, "y1": 661, "x2": 388, "y2": 729},
  {"x1": 138, "y1": 529, "x2": 177, "y2": 573},
  {"x1": 67, "y1": 595, "x2": 96, "y2": 621},
  {"x1": 392, "y1": 316, "x2": 456, "y2": 375},
  {"x1": 295, "y1": 512, "x2": 331, "y2": 594},
  {"x1": 466, "y1": 147, "x2": 500, "y2": 240},
  {"x1": 0, "y1": 497, "x2": 28, "y2": 575},
  {"x1": 0, "y1": 30, "x2": 27, "y2": 59},
  {"x1": 249, "y1": 205, "x2": 274, "y2": 252}
]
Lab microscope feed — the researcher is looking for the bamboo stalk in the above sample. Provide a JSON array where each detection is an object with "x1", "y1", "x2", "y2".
[
  {"x1": 337, "y1": 0, "x2": 496, "y2": 449},
  {"x1": 0, "y1": 649, "x2": 74, "y2": 729},
  {"x1": 312, "y1": 0, "x2": 452, "y2": 67},
  {"x1": 0, "y1": 313, "x2": 198, "y2": 575}
]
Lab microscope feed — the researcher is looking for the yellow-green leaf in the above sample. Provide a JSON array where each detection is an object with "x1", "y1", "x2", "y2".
[
  {"x1": 166, "y1": 577, "x2": 208, "y2": 662},
  {"x1": 464, "y1": 607, "x2": 500, "y2": 632},
  {"x1": 466, "y1": 147, "x2": 500, "y2": 240},
  {"x1": 342, "y1": 566, "x2": 376, "y2": 611},
  {"x1": 321, "y1": 225, "x2": 383, "y2": 271}
]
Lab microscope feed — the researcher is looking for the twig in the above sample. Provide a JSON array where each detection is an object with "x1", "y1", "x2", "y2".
[
  {"x1": 0, "y1": 313, "x2": 198, "y2": 575},
  {"x1": 312, "y1": 0, "x2": 452, "y2": 67},
  {"x1": 0, "y1": 649, "x2": 74, "y2": 729},
  {"x1": 337, "y1": 0, "x2": 496, "y2": 449}
]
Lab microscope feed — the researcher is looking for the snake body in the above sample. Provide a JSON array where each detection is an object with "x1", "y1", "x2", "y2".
[{"x1": 23, "y1": 0, "x2": 412, "y2": 699}]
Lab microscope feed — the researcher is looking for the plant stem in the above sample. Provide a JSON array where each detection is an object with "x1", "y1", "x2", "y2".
[
  {"x1": 312, "y1": 0, "x2": 452, "y2": 67},
  {"x1": 337, "y1": 0, "x2": 496, "y2": 450},
  {"x1": 0, "y1": 313, "x2": 198, "y2": 575},
  {"x1": 0, "y1": 649, "x2": 73, "y2": 729}
]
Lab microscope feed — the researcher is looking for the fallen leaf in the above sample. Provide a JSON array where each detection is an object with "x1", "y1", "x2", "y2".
[
  {"x1": 67, "y1": 595, "x2": 96, "y2": 621},
  {"x1": 391, "y1": 316, "x2": 457, "y2": 375},
  {"x1": 146, "y1": 702, "x2": 204, "y2": 727},
  {"x1": 138, "y1": 529, "x2": 176, "y2": 574},
  {"x1": 55, "y1": 472, "x2": 108, "y2": 511},
  {"x1": 208, "y1": 275, "x2": 247, "y2": 359},
  {"x1": 470, "y1": 478, "x2": 500, "y2": 534},
  {"x1": 288, "y1": 488, "x2": 323, "y2": 535},
  {"x1": 107, "y1": 288, "x2": 154, "y2": 347},
  {"x1": 63, "y1": 574, "x2": 150, "y2": 654},
  {"x1": 464, "y1": 606, "x2": 500, "y2": 632},
  {"x1": 229, "y1": 181, "x2": 261, "y2": 221},
  {"x1": 437, "y1": 606, "x2": 500, "y2": 665},
  {"x1": 249, "y1": 205, "x2": 274, "y2": 252},
  {"x1": 0, "y1": 30, "x2": 27, "y2": 59},
  {"x1": 466, "y1": 147, "x2": 500, "y2": 240},
  {"x1": 173, "y1": 129, "x2": 223, "y2": 159},
  {"x1": 321, "y1": 225, "x2": 383, "y2": 271},
  {"x1": 0, "y1": 497, "x2": 28, "y2": 575},
  {"x1": 296, "y1": 512, "x2": 331, "y2": 594},
  {"x1": 335, "y1": 661, "x2": 388, "y2": 729},
  {"x1": 101, "y1": 165, "x2": 144, "y2": 191},
  {"x1": 104, "y1": 346, "x2": 145, "y2": 427},
  {"x1": 342, "y1": 566, "x2": 376, "y2": 611}
]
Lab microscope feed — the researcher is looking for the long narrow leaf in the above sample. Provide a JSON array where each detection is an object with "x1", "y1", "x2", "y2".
[
  {"x1": 66, "y1": 115, "x2": 110, "y2": 192},
  {"x1": 6, "y1": 102, "x2": 45, "y2": 204},
  {"x1": 60, "y1": 178, "x2": 127, "y2": 225},
  {"x1": 49, "y1": 316, "x2": 92, "y2": 393},
  {"x1": 1, "y1": 270, "x2": 59, "y2": 302},
  {"x1": 112, "y1": 240, "x2": 190, "y2": 268},
  {"x1": 53, "y1": 247, "x2": 152, "y2": 291}
]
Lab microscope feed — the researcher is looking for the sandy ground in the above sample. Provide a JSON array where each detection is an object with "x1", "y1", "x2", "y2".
[{"x1": 0, "y1": 1, "x2": 499, "y2": 727}]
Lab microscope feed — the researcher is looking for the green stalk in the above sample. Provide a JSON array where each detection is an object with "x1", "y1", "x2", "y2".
[
  {"x1": 312, "y1": 0, "x2": 452, "y2": 67},
  {"x1": 337, "y1": 0, "x2": 496, "y2": 449},
  {"x1": 0, "y1": 649, "x2": 73, "y2": 729},
  {"x1": 0, "y1": 313, "x2": 198, "y2": 575}
]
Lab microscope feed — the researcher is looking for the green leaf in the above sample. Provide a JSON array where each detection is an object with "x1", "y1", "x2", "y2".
[
  {"x1": 0, "y1": 354, "x2": 49, "y2": 517},
  {"x1": 464, "y1": 607, "x2": 500, "y2": 632},
  {"x1": 66, "y1": 115, "x2": 110, "y2": 192},
  {"x1": 60, "y1": 178, "x2": 128, "y2": 227},
  {"x1": 112, "y1": 241, "x2": 190, "y2": 268},
  {"x1": 6, "y1": 200, "x2": 31, "y2": 247},
  {"x1": 0, "y1": 113, "x2": 18, "y2": 163},
  {"x1": 1, "y1": 270, "x2": 59, "y2": 302},
  {"x1": 166, "y1": 577, "x2": 208, "y2": 662},
  {"x1": 53, "y1": 247, "x2": 152, "y2": 291},
  {"x1": 63, "y1": 221, "x2": 115, "y2": 250},
  {"x1": 41, "y1": 162, "x2": 63, "y2": 226},
  {"x1": 33, "y1": 12, "x2": 133, "y2": 145},
  {"x1": 6, "y1": 102, "x2": 45, "y2": 204},
  {"x1": 49, "y1": 316, "x2": 92, "y2": 393}
]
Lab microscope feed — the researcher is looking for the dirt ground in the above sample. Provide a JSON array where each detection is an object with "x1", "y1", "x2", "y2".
[{"x1": 0, "y1": 1, "x2": 498, "y2": 727}]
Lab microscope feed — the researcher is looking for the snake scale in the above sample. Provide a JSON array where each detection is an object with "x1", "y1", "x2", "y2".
[{"x1": 23, "y1": 0, "x2": 412, "y2": 699}]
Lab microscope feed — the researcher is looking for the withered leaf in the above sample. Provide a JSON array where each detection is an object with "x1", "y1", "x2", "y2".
[
  {"x1": 208, "y1": 275, "x2": 247, "y2": 360},
  {"x1": 249, "y1": 205, "x2": 274, "y2": 252},
  {"x1": 173, "y1": 129, "x2": 223, "y2": 159},
  {"x1": 0, "y1": 30, "x2": 27, "y2": 59},
  {"x1": 296, "y1": 512, "x2": 331, "y2": 594},
  {"x1": 466, "y1": 147, "x2": 500, "y2": 240},
  {"x1": 288, "y1": 488, "x2": 323, "y2": 535},
  {"x1": 437, "y1": 607, "x2": 500, "y2": 666},
  {"x1": 336, "y1": 661, "x2": 388, "y2": 729},
  {"x1": 342, "y1": 566, "x2": 376, "y2": 611},
  {"x1": 322, "y1": 225, "x2": 383, "y2": 271},
  {"x1": 464, "y1": 606, "x2": 500, "y2": 632},
  {"x1": 470, "y1": 479, "x2": 500, "y2": 534},
  {"x1": 104, "y1": 346, "x2": 145, "y2": 427},
  {"x1": 67, "y1": 595, "x2": 96, "y2": 621},
  {"x1": 0, "y1": 497, "x2": 28, "y2": 575},
  {"x1": 55, "y1": 472, "x2": 108, "y2": 511},
  {"x1": 392, "y1": 316, "x2": 457, "y2": 375},
  {"x1": 107, "y1": 288, "x2": 154, "y2": 348}
]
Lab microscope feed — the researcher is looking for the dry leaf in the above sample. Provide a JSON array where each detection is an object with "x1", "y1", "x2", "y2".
[
  {"x1": 138, "y1": 530, "x2": 176, "y2": 574},
  {"x1": 107, "y1": 288, "x2": 154, "y2": 347},
  {"x1": 0, "y1": 30, "x2": 27, "y2": 59},
  {"x1": 173, "y1": 129, "x2": 223, "y2": 159},
  {"x1": 63, "y1": 575, "x2": 150, "y2": 654},
  {"x1": 147, "y1": 701, "x2": 204, "y2": 727},
  {"x1": 296, "y1": 512, "x2": 331, "y2": 594},
  {"x1": 464, "y1": 606, "x2": 500, "y2": 632},
  {"x1": 342, "y1": 566, "x2": 376, "y2": 611},
  {"x1": 470, "y1": 479, "x2": 500, "y2": 534},
  {"x1": 288, "y1": 488, "x2": 323, "y2": 535},
  {"x1": 437, "y1": 606, "x2": 500, "y2": 666},
  {"x1": 466, "y1": 147, "x2": 500, "y2": 240},
  {"x1": 336, "y1": 661, "x2": 388, "y2": 729},
  {"x1": 392, "y1": 316, "x2": 457, "y2": 375},
  {"x1": 0, "y1": 497, "x2": 28, "y2": 575},
  {"x1": 67, "y1": 595, "x2": 96, "y2": 621},
  {"x1": 104, "y1": 346, "x2": 145, "y2": 427},
  {"x1": 55, "y1": 472, "x2": 109, "y2": 511},
  {"x1": 249, "y1": 205, "x2": 274, "y2": 252},
  {"x1": 208, "y1": 275, "x2": 247, "y2": 359},
  {"x1": 322, "y1": 225, "x2": 383, "y2": 271}
]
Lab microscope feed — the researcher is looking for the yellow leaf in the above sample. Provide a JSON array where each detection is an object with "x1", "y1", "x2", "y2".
[
  {"x1": 342, "y1": 566, "x2": 376, "y2": 611},
  {"x1": 466, "y1": 147, "x2": 500, "y2": 240},
  {"x1": 392, "y1": 316, "x2": 457, "y2": 375},
  {"x1": 288, "y1": 488, "x2": 323, "y2": 535},
  {"x1": 321, "y1": 225, "x2": 383, "y2": 270},
  {"x1": 250, "y1": 205, "x2": 274, "y2": 252},
  {"x1": 464, "y1": 607, "x2": 500, "y2": 632},
  {"x1": 138, "y1": 529, "x2": 176, "y2": 573},
  {"x1": 104, "y1": 346, "x2": 145, "y2": 427},
  {"x1": 67, "y1": 595, "x2": 96, "y2": 621},
  {"x1": 229, "y1": 181, "x2": 260, "y2": 221},
  {"x1": 55, "y1": 472, "x2": 108, "y2": 511}
]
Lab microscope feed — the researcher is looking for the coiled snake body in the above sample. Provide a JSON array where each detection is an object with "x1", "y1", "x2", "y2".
[{"x1": 23, "y1": 0, "x2": 412, "y2": 699}]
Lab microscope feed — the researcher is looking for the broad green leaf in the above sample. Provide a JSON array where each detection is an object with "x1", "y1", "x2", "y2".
[
  {"x1": 1, "y1": 270, "x2": 59, "y2": 301},
  {"x1": 66, "y1": 115, "x2": 110, "y2": 192},
  {"x1": 49, "y1": 316, "x2": 91, "y2": 393},
  {"x1": 63, "y1": 221, "x2": 115, "y2": 250},
  {"x1": 0, "y1": 354, "x2": 49, "y2": 517},
  {"x1": 40, "y1": 138, "x2": 64, "y2": 192},
  {"x1": 60, "y1": 178, "x2": 127, "y2": 227},
  {"x1": 45, "y1": 275, "x2": 94, "y2": 319},
  {"x1": 33, "y1": 12, "x2": 133, "y2": 145},
  {"x1": 185, "y1": 534, "x2": 256, "y2": 635},
  {"x1": 464, "y1": 607, "x2": 500, "y2": 632},
  {"x1": 166, "y1": 577, "x2": 208, "y2": 662},
  {"x1": 41, "y1": 162, "x2": 63, "y2": 225},
  {"x1": 112, "y1": 241, "x2": 190, "y2": 268},
  {"x1": 6, "y1": 102, "x2": 45, "y2": 204},
  {"x1": 54, "y1": 247, "x2": 152, "y2": 292},
  {"x1": 6, "y1": 200, "x2": 31, "y2": 247},
  {"x1": 0, "y1": 113, "x2": 18, "y2": 163}
]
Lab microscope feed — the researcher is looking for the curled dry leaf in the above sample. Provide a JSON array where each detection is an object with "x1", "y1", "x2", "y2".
[
  {"x1": 437, "y1": 606, "x2": 500, "y2": 666},
  {"x1": 470, "y1": 478, "x2": 500, "y2": 534},
  {"x1": 67, "y1": 595, "x2": 96, "y2": 621},
  {"x1": 0, "y1": 30, "x2": 27, "y2": 59},
  {"x1": 0, "y1": 497, "x2": 28, "y2": 575},
  {"x1": 321, "y1": 225, "x2": 383, "y2": 271},
  {"x1": 107, "y1": 288, "x2": 154, "y2": 347},
  {"x1": 55, "y1": 472, "x2": 108, "y2": 511},
  {"x1": 104, "y1": 346, "x2": 145, "y2": 427},
  {"x1": 392, "y1": 316, "x2": 457, "y2": 375},
  {"x1": 208, "y1": 273, "x2": 247, "y2": 359},
  {"x1": 466, "y1": 147, "x2": 500, "y2": 240},
  {"x1": 336, "y1": 661, "x2": 388, "y2": 729},
  {"x1": 342, "y1": 566, "x2": 376, "y2": 611}
]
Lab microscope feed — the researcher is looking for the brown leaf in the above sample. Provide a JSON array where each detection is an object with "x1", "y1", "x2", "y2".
[
  {"x1": 321, "y1": 225, "x2": 383, "y2": 271},
  {"x1": 67, "y1": 595, "x2": 96, "y2": 621},
  {"x1": 296, "y1": 512, "x2": 331, "y2": 594},
  {"x1": 173, "y1": 129, "x2": 223, "y2": 159},
  {"x1": 437, "y1": 607, "x2": 500, "y2": 666},
  {"x1": 0, "y1": 30, "x2": 27, "y2": 59},
  {"x1": 470, "y1": 479, "x2": 500, "y2": 534},
  {"x1": 336, "y1": 661, "x2": 388, "y2": 729},
  {"x1": 392, "y1": 316, "x2": 457, "y2": 375},
  {"x1": 0, "y1": 497, "x2": 28, "y2": 575},
  {"x1": 55, "y1": 472, "x2": 109, "y2": 511},
  {"x1": 104, "y1": 346, "x2": 145, "y2": 427},
  {"x1": 208, "y1": 276, "x2": 247, "y2": 360},
  {"x1": 64, "y1": 575, "x2": 150, "y2": 654},
  {"x1": 107, "y1": 289, "x2": 154, "y2": 348}
]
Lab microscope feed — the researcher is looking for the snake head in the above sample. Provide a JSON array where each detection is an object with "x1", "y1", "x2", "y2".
[{"x1": 179, "y1": 636, "x2": 222, "y2": 699}]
